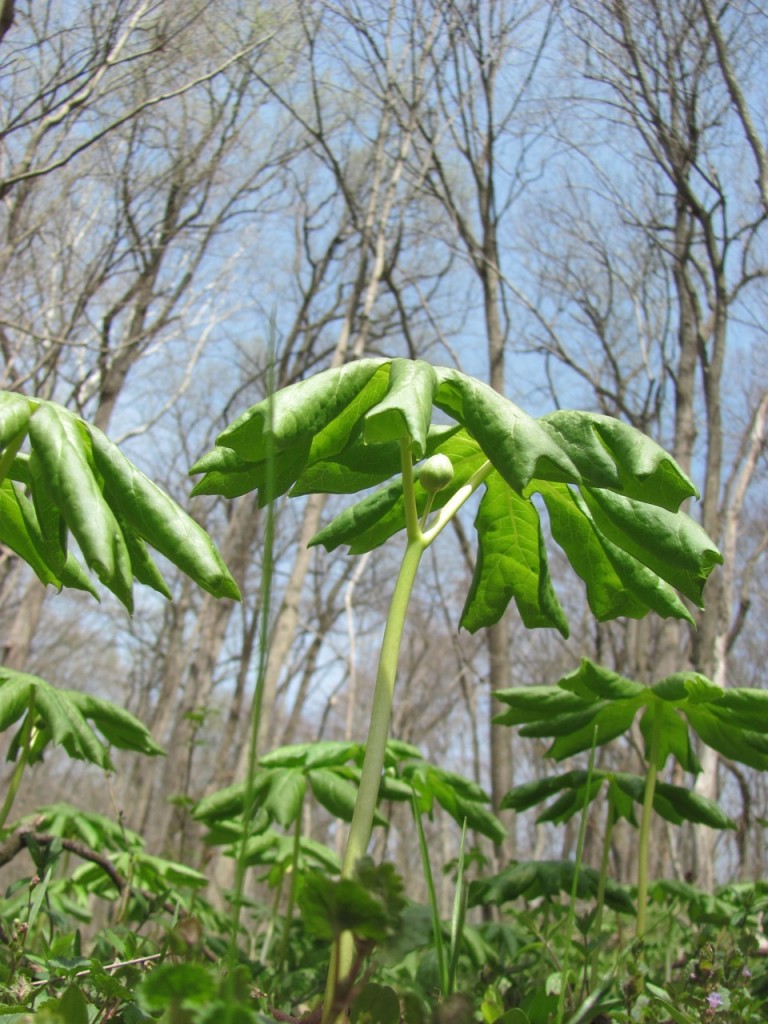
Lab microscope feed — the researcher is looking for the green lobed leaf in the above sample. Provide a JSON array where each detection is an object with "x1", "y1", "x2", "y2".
[
  {"x1": 310, "y1": 477, "x2": 406, "y2": 554},
  {"x1": 467, "y1": 860, "x2": 634, "y2": 914},
  {"x1": 492, "y1": 685, "x2": 594, "y2": 726},
  {"x1": 27, "y1": 450, "x2": 68, "y2": 576},
  {"x1": 404, "y1": 763, "x2": 504, "y2": 841},
  {"x1": 433, "y1": 367, "x2": 581, "y2": 491},
  {"x1": 193, "y1": 772, "x2": 273, "y2": 822},
  {"x1": 298, "y1": 872, "x2": 391, "y2": 942},
  {"x1": 350, "y1": 983, "x2": 401, "y2": 1024},
  {"x1": 0, "y1": 668, "x2": 162, "y2": 769},
  {"x1": 579, "y1": 486, "x2": 722, "y2": 607},
  {"x1": 651, "y1": 781, "x2": 736, "y2": 829},
  {"x1": 309, "y1": 767, "x2": 387, "y2": 826},
  {"x1": 539, "y1": 411, "x2": 698, "y2": 510},
  {"x1": 0, "y1": 672, "x2": 33, "y2": 733},
  {"x1": 189, "y1": 360, "x2": 721, "y2": 640},
  {"x1": 90, "y1": 427, "x2": 240, "y2": 601},
  {"x1": 117, "y1": 526, "x2": 173, "y2": 601},
  {"x1": 536, "y1": 481, "x2": 650, "y2": 620},
  {"x1": 559, "y1": 660, "x2": 644, "y2": 701},
  {"x1": 190, "y1": 438, "x2": 310, "y2": 502},
  {"x1": 215, "y1": 359, "x2": 388, "y2": 461},
  {"x1": 307, "y1": 362, "x2": 393, "y2": 464},
  {"x1": 503, "y1": 770, "x2": 732, "y2": 830},
  {"x1": 304, "y1": 740, "x2": 363, "y2": 768},
  {"x1": 31, "y1": 685, "x2": 113, "y2": 769},
  {"x1": 138, "y1": 963, "x2": 217, "y2": 1011},
  {"x1": 544, "y1": 701, "x2": 640, "y2": 762},
  {"x1": 0, "y1": 481, "x2": 62, "y2": 587},
  {"x1": 0, "y1": 391, "x2": 32, "y2": 451},
  {"x1": 640, "y1": 700, "x2": 699, "y2": 772},
  {"x1": 500, "y1": 770, "x2": 595, "y2": 813},
  {"x1": 461, "y1": 473, "x2": 569, "y2": 635},
  {"x1": 535, "y1": 780, "x2": 602, "y2": 825},
  {"x1": 56, "y1": 985, "x2": 89, "y2": 1024},
  {"x1": 0, "y1": 475, "x2": 98, "y2": 597},
  {"x1": 67, "y1": 691, "x2": 164, "y2": 757},
  {"x1": 264, "y1": 768, "x2": 306, "y2": 828},
  {"x1": 363, "y1": 359, "x2": 437, "y2": 457},
  {"x1": 28, "y1": 404, "x2": 134, "y2": 610},
  {"x1": 29, "y1": 803, "x2": 145, "y2": 850},
  {"x1": 684, "y1": 705, "x2": 768, "y2": 771},
  {"x1": 539, "y1": 482, "x2": 695, "y2": 623},
  {"x1": 497, "y1": 660, "x2": 768, "y2": 777}
]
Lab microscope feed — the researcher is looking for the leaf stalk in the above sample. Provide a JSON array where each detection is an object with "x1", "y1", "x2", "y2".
[{"x1": 636, "y1": 712, "x2": 662, "y2": 939}]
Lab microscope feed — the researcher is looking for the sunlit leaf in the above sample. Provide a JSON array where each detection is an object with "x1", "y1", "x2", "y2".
[
  {"x1": 461, "y1": 473, "x2": 568, "y2": 635},
  {"x1": 0, "y1": 668, "x2": 163, "y2": 770},
  {"x1": 0, "y1": 393, "x2": 241, "y2": 608},
  {"x1": 194, "y1": 358, "x2": 720, "y2": 635}
]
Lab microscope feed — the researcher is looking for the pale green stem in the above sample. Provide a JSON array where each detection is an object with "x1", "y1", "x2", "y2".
[
  {"x1": 411, "y1": 789, "x2": 448, "y2": 994},
  {"x1": 275, "y1": 800, "x2": 304, "y2": 972},
  {"x1": 322, "y1": 536, "x2": 425, "y2": 1023},
  {"x1": 447, "y1": 819, "x2": 468, "y2": 996},
  {"x1": 321, "y1": 448, "x2": 493, "y2": 1024},
  {"x1": 556, "y1": 732, "x2": 598, "y2": 1024},
  {"x1": 636, "y1": 714, "x2": 661, "y2": 940},
  {"x1": 590, "y1": 798, "x2": 616, "y2": 990}
]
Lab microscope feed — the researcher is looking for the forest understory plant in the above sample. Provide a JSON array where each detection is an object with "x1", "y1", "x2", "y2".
[{"x1": 191, "y1": 356, "x2": 721, "y2": 1022}]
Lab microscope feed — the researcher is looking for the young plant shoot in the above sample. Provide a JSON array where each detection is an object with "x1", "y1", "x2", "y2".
[{"x1": 191, "y1": 357, "x2": 721, "y2": 1021}]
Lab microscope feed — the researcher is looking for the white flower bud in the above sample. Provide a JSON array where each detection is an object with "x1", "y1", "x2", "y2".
[{"x1": 418, "y1": 453, "x2": 454, "y2": 493}]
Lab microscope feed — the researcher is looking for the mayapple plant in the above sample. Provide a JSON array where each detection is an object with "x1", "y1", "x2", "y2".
[
  {"x1": 0, "y1": 392, "x2": 241, "y2": 827},
  {"x1": 191, "y1": 357, "x2": 721, "y2": 1023},
  {"x1": 496, "y1": 658, "x2": 768, "y2": 938}
]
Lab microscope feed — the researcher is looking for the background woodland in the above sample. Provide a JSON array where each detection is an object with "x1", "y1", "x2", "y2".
[{"x1": 1, "y1": 0, "x2": 767, "y2": 914}]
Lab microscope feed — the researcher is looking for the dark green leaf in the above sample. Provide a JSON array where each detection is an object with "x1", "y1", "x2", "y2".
[
  {"x1": 539, "y1": 482, "x2": 694, "y2": 623},
  {"x1": 462, "y1": 473, "x2": 568, "y2": 635},
  {"x1": 434, "y1": 368, "x2": 581, "y2": 490},
  {"x1": 0, "y1": 669, "x2": 162, "y2": 768},
  {"x1": 0, "y1": 481, "x2": 62, "y2": 586},
  {"x1": 292, "y1": 424, "x2": 459, "y2": 497},
  {"x1": 684, "y1": 705, "x2": 768, "y2": 771},
  {"x1": 492, "y1": 685, "x2": 593, "y2": 726},
  {"x1": 559, "y1": 660, "x2": 644, "y2": 702},
  {"x1": 351, "y1": 983, "x2": 401, "y2": 1024},
  {"x1": 215, "y1": 359, "x2": 388, "y2": 461},
  {"x1": 536, "y1": 481, "x2": 646, "y2": 620},
  {"x1": 500, "y1": 770, "x2": 594, "y2": 813},
  {"x1": 56, "y1": 985, "x2": 89, "y2": 1024},
  {"x1": 298, "y1": 872, "x2": 390, "y2": 941},
  {"x1": 0, "y1": 392, "x2": 32, "y2": 451},
  {"x1": 90, "y1": 427, "x2": 240, "y2": 601},
  {"x1": 265, "y1": 768, "x2": 306, "y2": 828},
  {"x1": 310, "y1": 429, "x2": 487, "y2": 555},
  {"x1": 138, "y1": 963, "x2": 217, "y2": 1010},
  {"x1": 640, "y1": 700, "x2": 698, "y2": 771},
  {"x1": 27, "y1": 451, "x2": 68, "y2": 576},
  {"x1": 28, "y1": 404, "x2": 134, "y2": 609},
  {"x1": 580, "y1": 486, "x2": 721, "y2": 607},
  {"x1": 309, "y1": 767, "x2": 386, "y2": 825},
  {"x1": 652, "y1": 781, "x2": 736, "y2": 829},
  {"x1": 191, "y1": 439, "x2": 310, "y2": 502},
  {"x1": 539, "y1": 411, "x2": 698, "y2": 510},
  {"x1": 68, "y1": 691, "x2": 164, "y2": 756},
  {"x1": 467, "y1": 860, "x2": 634, "y2": 914},
  {"x1": 363, "y1": 359, "x2": 437, "y2": 457}
]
